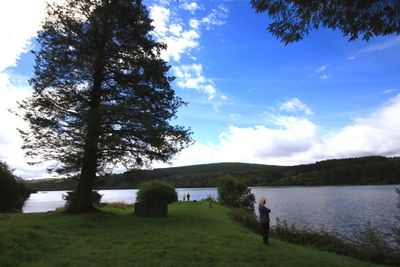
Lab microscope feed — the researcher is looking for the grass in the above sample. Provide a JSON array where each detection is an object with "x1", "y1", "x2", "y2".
[{"x1": 0, "y1": 202, "x2": 385, "y2": 267}]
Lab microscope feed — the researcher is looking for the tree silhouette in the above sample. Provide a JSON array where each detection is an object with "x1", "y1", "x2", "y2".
[
  {"x1": 18, "y1": 0, "x2": 192, "y2": 213},
  {"x1": 251, "y1": 0, "x2": 400, "y2": 44},
  {"x1": 0, "y1": 161, "x2": 32, "y2": 212}
]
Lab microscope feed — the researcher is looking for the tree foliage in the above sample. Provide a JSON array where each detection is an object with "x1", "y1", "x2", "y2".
[
  {"x1": 251, "y1": 0, "x2": 400, "y2": 44},
  {"x1": 136, "y1": 180, "x2": 177, "y2": 204},
  {"x1": 18, "y1": 0, "x2": 191, "y2": 212},
  {"x1": 217, "y1": 175, "x2": 255, "y2": 212},
  {"x1": 0, "y1": 161, "x2": 32, "y2": 212}
]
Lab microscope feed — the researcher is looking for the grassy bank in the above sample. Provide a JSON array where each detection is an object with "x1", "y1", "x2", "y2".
[{"x1": 0, "y1": 202, "x2": 384, "y2": 267}]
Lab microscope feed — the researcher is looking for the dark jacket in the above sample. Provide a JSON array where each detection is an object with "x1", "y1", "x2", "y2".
[{"x1": 259, "y1": 205, "x2": 271, "y2": 224}]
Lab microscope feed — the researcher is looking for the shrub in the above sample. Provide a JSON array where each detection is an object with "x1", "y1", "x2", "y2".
[
  {"x1": 355, "y1": 222, "x2": 393, "y2": 264},
  {"x1": 217, "y1": 175, "x2": 255, "y2": 212},
  {"x1": 136, "y1": 181, "x2": 177, "y2": 204},
  {"x1": 268, "y1": 217, "x2": 400, "y2": 265},
  {"x1": 229, "y1": 208, "x2": 261, "y2": 234},
  {"x1": 272, "y1": 218, "x2": 357, "y2": 255},
  {"x1": 0, "y1": 161, "x2": 32, "y2": 212},
  {"x1": 99, "y1": 202, "x2": 134, "y2": 209},
  {"x1": 204, "y1": 194, "x2": 215, "y2": 207},
  {"x1": 62, "y1": 191, "x2": 102, "y2": 208}
]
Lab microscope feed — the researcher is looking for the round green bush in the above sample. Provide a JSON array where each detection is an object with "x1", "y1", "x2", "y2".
[
  {"x1": 217, "y1": 175, "x2": 255, "y2": 212},
  {"x1": 136, "y1": 181, "x2": 177, "y2": 204}
]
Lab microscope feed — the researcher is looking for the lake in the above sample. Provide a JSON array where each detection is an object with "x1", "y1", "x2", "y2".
[{"x1": 23, "y1": 185, "x2": 399, "y2": 240}]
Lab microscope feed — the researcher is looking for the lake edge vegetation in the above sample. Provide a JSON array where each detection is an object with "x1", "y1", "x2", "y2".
[{"x1": 230, "y1": 188, "x2": 400, "y2": 266}]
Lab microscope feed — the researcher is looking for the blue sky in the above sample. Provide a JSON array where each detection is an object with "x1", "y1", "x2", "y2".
[{"x1": 1, "y1": 0, "x2": 400, "y2": 178}]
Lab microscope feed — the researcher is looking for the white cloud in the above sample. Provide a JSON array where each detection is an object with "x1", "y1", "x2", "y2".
[
  {"x1": 149, "y1": 1, "x2": 229, "y2": 100},
  {"x1": 383, "y1": 88, "x2": 399, "y2": 94},
  {"x1": 201, "y1": 4, "x2": 229, "y2": 30},
  {"x1": 314, "y1": 64, "x2": 328, "y2": 74},
  {"x1": 173, "y1": 64, "x2": 216, "y2": 99},
  {"x1": 0, "y1": 0, "x2": 46, "y2": 72},
  {"x1": 313, "y1": 64, "x2": 331, "y2": 80},
  {"x1": 149, "y1": 5, "x2": 200, "y2": 62},
  {"x1": 149, "y1": 2, "x2": 228, "y2": 62},
  {"x1": 229, "y1": 113, "x2": 241, "y2": 120},
  {"x1": 164, "y1": 94, "x2": 400, "y2": 167},
  {"x1": 349, "y1": 36, "x2": 400, "y2": 59},
  {"x1": 280, "y1": 98, "x2": 313, "y2": 115},
  {"x1": 0, "y1": 0, "x2": 68, "y2": 179},
  {"x1": 358, "y1": 36, "x2": 400, "y2": 53},
  {"x1": 319, "y1": 74, "x2": 332, "y2": 80},
  {"x1": 189, "y1": 19, "x2": 200, "y2": 30},
  {"x1": 165, "y1": 116, "x2": 319, "y2": 166},
  {"x1": 320, "y1": 94, "x2": 400, "y2": 158},
  {"x1": 0, "y1": 73, "x2": 50, "y2": 179},
  {"x1": 149, "y1": 5, "x2": 170, "y2": 37},
  {"x1": 180, "y1": 1, "x2": 202, "y2": 14}
]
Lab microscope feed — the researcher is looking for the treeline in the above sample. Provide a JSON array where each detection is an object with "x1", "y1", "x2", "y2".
[
  {"x1": 27, "y1": 156, "x2": 400, "y2": 191},
  {"x1": 29, "y1": 163, "x2": 282, "y2": 190},
  {"x1": 286, "y1": 156, "x2": 400, "y2": 185}
]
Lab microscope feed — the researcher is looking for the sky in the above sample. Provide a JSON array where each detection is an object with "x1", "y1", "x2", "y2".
[{"x1": 1, "y1": 0, "x2": 400, "y2": 179}]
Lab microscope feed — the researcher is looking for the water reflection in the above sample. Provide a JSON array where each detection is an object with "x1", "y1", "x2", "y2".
[{"x1": 23, "y1": 188, "x2": 218, "y2": 213}]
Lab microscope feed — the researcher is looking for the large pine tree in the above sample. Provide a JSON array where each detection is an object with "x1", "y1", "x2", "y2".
[{"x1": 18, "y1": 0, "x2": 192, "y2": 212}]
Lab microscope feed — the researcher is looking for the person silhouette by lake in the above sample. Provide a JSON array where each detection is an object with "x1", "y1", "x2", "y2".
[
  {"x1": 187, "y1": 193, "x2": 190, "y2": 202},
  {"x1": 258, "y1": 197, "x2": 271, "y2": 245}
]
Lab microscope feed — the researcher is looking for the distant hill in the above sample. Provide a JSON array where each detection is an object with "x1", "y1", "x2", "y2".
[{"x1": 27, "y1": 156, "x2": 400, "y2": 191}]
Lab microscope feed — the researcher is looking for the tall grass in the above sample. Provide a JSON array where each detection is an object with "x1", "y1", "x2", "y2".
[{"x1": 230, "y1": 209, "x2": 400, "y2": 266}]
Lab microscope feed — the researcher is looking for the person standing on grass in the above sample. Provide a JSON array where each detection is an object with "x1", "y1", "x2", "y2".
[
  {"x1": 183, "y1": 193, "x2": 186, "y2": 202},
  {"x1": 259, "y1": 197, "x2": 271, "y2": 245},
  {"x1": 187, "y1": 193, "x2": 190, "y2": 202}
]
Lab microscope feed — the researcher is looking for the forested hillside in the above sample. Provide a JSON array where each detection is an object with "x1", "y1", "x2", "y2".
[{"x1": 27, "y1": 156, "x2": 400, "y2": 191}]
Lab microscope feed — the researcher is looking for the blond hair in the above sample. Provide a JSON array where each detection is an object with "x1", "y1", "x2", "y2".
[{"x1": 259, "y1": 197, "x2": 266, "y2": 206}]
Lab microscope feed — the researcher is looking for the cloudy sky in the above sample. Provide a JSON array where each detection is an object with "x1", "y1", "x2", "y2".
[{"x1": 1, "y1": 0, "x2": 400, "y2": 179}]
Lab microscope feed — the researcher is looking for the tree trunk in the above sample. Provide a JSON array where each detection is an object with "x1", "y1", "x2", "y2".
[
  {"x1": 68, "y1": 163, "x2": 96, "y2": 213},
  {"x1": 67, "y1": 61, "x2": 104, "y2": 213},
  {"x1": 67, "y1": 130, "x2": 99, "y2": 212}
]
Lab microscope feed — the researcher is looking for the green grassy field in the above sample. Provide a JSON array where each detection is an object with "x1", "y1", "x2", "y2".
[{"x1": 0, "y1": 202, "x2": 383, "y2": 267}]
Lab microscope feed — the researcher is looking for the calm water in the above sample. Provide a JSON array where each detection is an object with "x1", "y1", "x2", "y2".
[
  {"x1": 22, "y1": 188, "x2": 218, "y2": 213},
  {"x1": 23, "y1": 185, "x2": 399, "y2": 239}
]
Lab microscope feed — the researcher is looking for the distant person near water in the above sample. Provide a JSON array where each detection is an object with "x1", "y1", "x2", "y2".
[
  {"x1": 183, "y1": 194, "x2": 186, "y2": 202},
  {"x1": 187, "y1": 193, "x2": 190, "y2": 201},
  {"x1": 258, "y1": 197, "x2": 271, "y2": 245}
]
